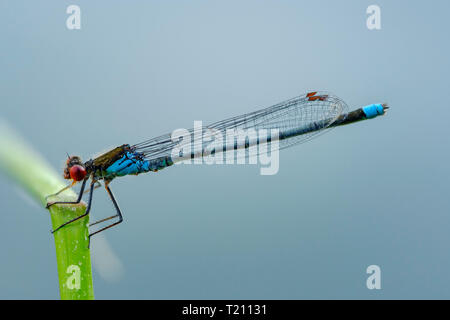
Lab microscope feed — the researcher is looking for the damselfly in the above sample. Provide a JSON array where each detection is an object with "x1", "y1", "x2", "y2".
[{"x1": 46, "y1": 92, "x2": 388, "y2": 240}]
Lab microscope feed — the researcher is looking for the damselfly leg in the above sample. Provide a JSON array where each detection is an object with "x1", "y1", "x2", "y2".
[
  {"x1": 49, "y1": 175, "x2": 97, "y2": 233},
  {"x1": 83, "y1": 181, "x2": 101, "y2": 194},
  {"x1": 45, "y1": 180, "x2": 78, "y2": 202},
  {"x1": 46, "y1": 177, "x2": 89, "y2": 209},
  {"x1": 88, "y1": 180, "x2": 123, "y2": 240}
]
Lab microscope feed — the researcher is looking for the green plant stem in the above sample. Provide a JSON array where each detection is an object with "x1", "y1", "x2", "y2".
[{"x1": 0, "y1": 120, "x2": 94, "y2": 300}]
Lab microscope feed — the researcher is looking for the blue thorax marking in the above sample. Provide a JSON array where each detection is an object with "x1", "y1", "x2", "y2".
[
  {"x1": 105, "y1": 152, "x2": 173, "y2": 177},
  {"x1": 105, "y1": 152, "x2": 148, "y2": 177}
]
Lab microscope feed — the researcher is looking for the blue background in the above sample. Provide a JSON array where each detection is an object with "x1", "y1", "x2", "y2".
[{"x1": 1, "y1": 0, "x2": 449, "y2": 299}]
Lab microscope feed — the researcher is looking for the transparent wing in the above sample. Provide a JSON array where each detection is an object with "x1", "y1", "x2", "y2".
[{"x1": 131, "y1": 92, "x2": 348, "y2": 162}]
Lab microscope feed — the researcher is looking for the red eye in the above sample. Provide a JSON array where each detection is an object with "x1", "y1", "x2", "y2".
[{"x1": 69, "y1": 165, "x2": 87, "y2": 181}]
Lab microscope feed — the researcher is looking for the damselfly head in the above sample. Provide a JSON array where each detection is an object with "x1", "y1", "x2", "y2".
[{"x1": 63, "y1": 155, "x2": 86, "y2": 181}]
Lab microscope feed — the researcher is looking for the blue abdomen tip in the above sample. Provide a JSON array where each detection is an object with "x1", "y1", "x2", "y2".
[{"x1": 362, "y1": 104, "x2": 384, "y2": 119}]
